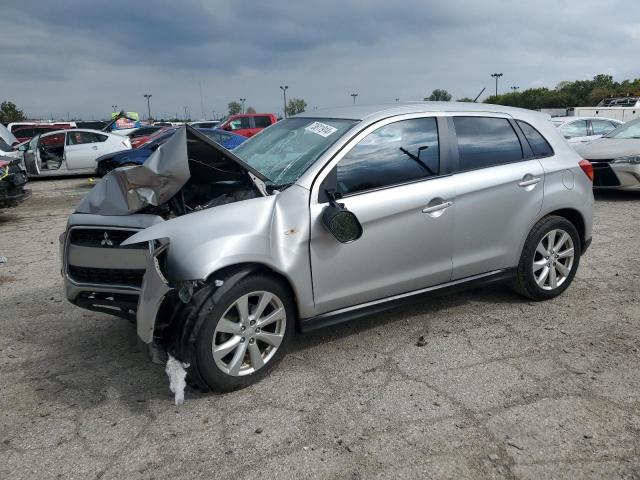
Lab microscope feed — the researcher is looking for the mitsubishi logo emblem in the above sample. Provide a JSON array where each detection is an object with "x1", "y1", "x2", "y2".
[{"x1": 101, "y1": 232, "x2": 114, "y2": 247}]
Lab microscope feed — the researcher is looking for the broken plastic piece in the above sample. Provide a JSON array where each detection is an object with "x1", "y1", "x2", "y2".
[{"x1": 165, "y1": 354, "x2": 190, "y2": 406}]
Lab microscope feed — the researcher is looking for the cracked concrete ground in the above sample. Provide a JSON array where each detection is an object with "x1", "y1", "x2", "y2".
[{"x1": 1, "y1": 178, "x2": 639, "y2": 479}]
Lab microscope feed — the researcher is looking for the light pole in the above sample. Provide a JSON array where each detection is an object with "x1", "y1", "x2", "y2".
[
  {"x1": 510, "y1": 86, "x2": 520, "y2": 92},
  {"x1": 111, "y1": 105, "x2": 118, "y2": 114},
  {"x1": 395, "y1": 98, "x2": 399, "y2": 102},
  {"x1": 240, "y1": 98, "x2": 246, "y2": 114},
  {"x1": 280, "y1": 85, "x2": 289, "y2": 118},
  {"x1": 143, "y1": 94, "x2": 152, "y2": 121},
  {"x1": 490, "y1": 73, "x2": 503, "y2": 96},
  {"x1": 350, "y1": 93, "x2": 358, "y2": 104}
]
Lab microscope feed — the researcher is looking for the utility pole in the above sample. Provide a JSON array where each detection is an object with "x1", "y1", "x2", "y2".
[
  {"x1": 280, "y1": 85, "x2": 289, "y2": 118},
  {"x1": 350, "y1": 93, "x2": 358, "y2": 104},
  {"x1": 199, "y1": 82, "x2": 205, "y2": 120},
  {"x1": 240, "y1": 98, "x2": 246, "y2": 114},
  {"x1": 143, "y1": 94, "x2": 152, "y2": 121},
  {"x1": 490, "y1": 73, "x2": 503, "y2": 96}
]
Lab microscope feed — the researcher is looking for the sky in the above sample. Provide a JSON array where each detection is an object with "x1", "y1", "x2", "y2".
[{"x1": 2, "y1": 0, "x2": 639, "y2": 120}]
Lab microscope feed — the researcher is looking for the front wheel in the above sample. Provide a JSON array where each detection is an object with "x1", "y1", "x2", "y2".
[
  {"x1": 190, "y1": 274, "x2": 294, "y2": 392},
  {"x1": 513, "y1": 215, "x2": 581, "y2": 300}
]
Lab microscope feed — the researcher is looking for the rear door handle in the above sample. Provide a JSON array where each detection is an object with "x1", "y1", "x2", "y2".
[
  {"x1": 518, "y1": 177, "x2": 541, "y2": 187},
  {"x1": 422, "y1": 201, "x2": 453, "y2": 214}
]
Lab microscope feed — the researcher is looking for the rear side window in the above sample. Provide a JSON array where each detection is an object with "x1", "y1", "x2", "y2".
[
  {"x1": 517, "y1": 121, "x2": 554, "y2": 158},
  {"x1": 591, "y1": 119, "x2": 617, "y2": 135},
  {"x1": 453, "y1": 117, "x2": 523, "y2": 171},
  {"x1": 254, "y1": 116, "x2": 272, "y2": 128},
  {"x1": 337, "y1": 117, "x2": 439, "y2": 195},
  {"x1": 67, "y1": 131, "x2": 108, "y2": 145}
]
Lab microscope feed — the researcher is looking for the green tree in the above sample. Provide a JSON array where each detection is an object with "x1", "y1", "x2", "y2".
[
  {"x1": 425, "y1": 89, "x2": 452, "y2": 101},
  {"x1": 285, "y1": 98, "x2": 307, "y2": 116},
  {"x1": 228, "y1": 101, "x2": 241, "y2": 115},
  {"x1": 456, "y1": 97, "x2": 474, "y2": 102},
  {"x1": 0, "y1": 101, "x2": 26, "y2": 124}
]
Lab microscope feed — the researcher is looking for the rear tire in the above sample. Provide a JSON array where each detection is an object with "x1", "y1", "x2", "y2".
[
  {"x1": 512, "y1": 215, "x2": 581, "y2": 300},
  {"x1": 189, "y1": 274, "x2": 294, "y2": 393}
]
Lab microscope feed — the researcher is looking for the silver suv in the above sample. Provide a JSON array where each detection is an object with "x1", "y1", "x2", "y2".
[{"x1": 61, "y1": 103, "x2": 594, "y2": 392}]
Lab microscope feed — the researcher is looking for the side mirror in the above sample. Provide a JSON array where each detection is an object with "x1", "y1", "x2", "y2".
[
  {"x1": 18, "y1": 144, "x2": 28, "y2": 152},
  {"x1": 322, "y1": 191, "x2": 363, "y2": 243}
]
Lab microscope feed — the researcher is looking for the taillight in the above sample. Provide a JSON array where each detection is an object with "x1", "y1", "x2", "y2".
[{"x1": 578, "y1": 159, "x2": 594, "y2": 182}]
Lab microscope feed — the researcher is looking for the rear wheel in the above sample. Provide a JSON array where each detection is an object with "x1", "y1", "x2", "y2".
[
  {"x1": 513, "y1": 216, "x2": 581, "y2": 300},
  {"x1": 190, "y1": 274, "x2": 294, "y2": 392}
]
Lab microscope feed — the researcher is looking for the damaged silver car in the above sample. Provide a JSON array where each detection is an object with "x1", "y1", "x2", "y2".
[{"x1": 61, "y1": 104, "x2": 594, "y2": 392}]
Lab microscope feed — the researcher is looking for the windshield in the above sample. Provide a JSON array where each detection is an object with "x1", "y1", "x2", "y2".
[
  {"x1": 605, "y1": 119, "x2": 640, "y2": 139},
  {"x1": 233, "y1": 117, "x2": 357, "y2": 186}
]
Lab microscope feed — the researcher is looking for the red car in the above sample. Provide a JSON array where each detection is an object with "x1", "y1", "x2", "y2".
[
  {"x1": 218, "y1": 113, "x2": 277, "y2": 138},
  {"x1": 12, "y1": 124, "x2": 75, "y2": 143},
  {"x1": 129, "y1": 127, "x2": 174, "y2": 149},
  {"x1": 127, "y1": 126, "x2": 165, "y2": 149}
]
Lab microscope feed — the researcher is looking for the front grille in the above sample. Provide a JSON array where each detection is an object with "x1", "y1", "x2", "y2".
[
  {"x1": 69, "y1": 265, "x2": 145, "y2": 287},
  {"x1": 591, "y1": 162, "x2": 621, "y2": 187},
  {"x1": 69, "y1": 228, "x2": 145, "y2": 249}
]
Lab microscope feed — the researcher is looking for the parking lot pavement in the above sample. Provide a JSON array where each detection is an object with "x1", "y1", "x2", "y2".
[{"x1": 1, "y1": 178, "x2": 639, "y2": 480}]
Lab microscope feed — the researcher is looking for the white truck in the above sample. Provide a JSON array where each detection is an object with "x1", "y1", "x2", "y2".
[{"x1": 569, "y1": 96, "x2": 640, "y2": 122}]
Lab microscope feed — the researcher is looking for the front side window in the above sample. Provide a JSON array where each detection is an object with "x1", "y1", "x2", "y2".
[
  {"x1": 453, "y1": 117, "x2": 523, "y2": 171},
  {"x1": 228, "y1": 118, "x2": 251, "y2": 131},
  {"x1": 233, "y1": 117, "x2": 357, "y2": 187},
  {"x1": 560, "y1": 120, "x2": 588, "y2": 138},
  {"x1": 517, "y1": 120, "x2": 554, "y2": 158},
  {"x1": 336, "y1": 117, "x2": 440, "y2": 195}
]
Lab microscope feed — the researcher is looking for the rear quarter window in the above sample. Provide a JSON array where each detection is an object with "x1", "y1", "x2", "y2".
[{"x1": 516, "y1": 120, "x2": 554, "y2": 158}]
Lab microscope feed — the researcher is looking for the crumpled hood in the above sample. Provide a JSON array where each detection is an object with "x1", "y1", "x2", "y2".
[
  {"x1": 74, "y1": 126, "x2": 267, "y2": 216},
  {"x1": 576, "y1": 138, "x2": 640, "y2": 160}
]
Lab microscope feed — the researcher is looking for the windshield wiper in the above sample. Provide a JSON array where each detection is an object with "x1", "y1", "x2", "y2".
[{"x1": 399, "y1": 146, "x2": 435, "y2": 176}]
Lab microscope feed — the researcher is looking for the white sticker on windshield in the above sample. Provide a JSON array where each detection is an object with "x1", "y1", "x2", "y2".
[{"x1": 305, "y1": 121, "x2": 338, "y2": 137}]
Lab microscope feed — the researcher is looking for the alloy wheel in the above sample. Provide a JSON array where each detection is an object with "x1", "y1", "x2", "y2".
[
  {"x1": 533, "y1": 229, "x2": 575, "y2": 291},
  {"x1": 212, "y1": 291, "x2": 287, "y2": 376}
]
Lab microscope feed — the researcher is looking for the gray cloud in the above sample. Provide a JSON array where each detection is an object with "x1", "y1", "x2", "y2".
[{"x1": 1, "y1": 0, "x2": 638, "y2": 119}]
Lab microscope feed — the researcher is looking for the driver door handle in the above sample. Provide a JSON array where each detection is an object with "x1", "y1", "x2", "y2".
[
  {"x1": 518, "y1": 177, "x2": 541, "y2": 187},
  {"x1": 422, "y1": 201, "x2": 453, "y2": 214}
]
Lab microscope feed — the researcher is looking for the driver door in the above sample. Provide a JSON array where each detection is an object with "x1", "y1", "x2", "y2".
[{"x1": 309, "y1": 115, "x2": 455, "y2": 314}]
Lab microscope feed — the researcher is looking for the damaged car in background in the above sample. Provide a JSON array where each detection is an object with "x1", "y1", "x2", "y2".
[
  {"x1": 61, "y1": 104, "x2": 593, "y2": 395},
  {"x1": 0, "y1": 156, "x2": 31, "y2": 209}
]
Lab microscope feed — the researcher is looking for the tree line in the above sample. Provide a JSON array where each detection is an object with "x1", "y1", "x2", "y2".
[{"x1": 425, "y1": 74, "x2": 640, "y2": 110}]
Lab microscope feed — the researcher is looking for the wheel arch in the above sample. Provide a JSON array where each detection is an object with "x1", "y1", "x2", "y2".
[{"x1": 544, "y1": 208, "x2": 586, "y2": 251}]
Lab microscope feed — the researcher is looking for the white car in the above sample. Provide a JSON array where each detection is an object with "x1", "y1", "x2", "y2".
[
  {"x1": 551, "y1": 116, "x2": 623, "y2": 146},
  {"x1": 20, "y1": 129, "x2": 131, "y2": 177}
]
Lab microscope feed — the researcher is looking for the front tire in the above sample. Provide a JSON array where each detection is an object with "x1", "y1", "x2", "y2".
[
  {"x1": 513, "y1": 215, "x2": 581, "y2": 300},
  {"x1": 191, "y1": 274, "x2": 294, "y2": 392}
]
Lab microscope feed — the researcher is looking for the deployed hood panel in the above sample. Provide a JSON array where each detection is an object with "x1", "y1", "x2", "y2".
[{"x1": 75, "y1": 125, "x2": 267, "y2": 216}]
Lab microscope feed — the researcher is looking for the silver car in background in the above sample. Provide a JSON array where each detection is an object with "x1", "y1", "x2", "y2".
[
  {"x1": 60, "y1": 103, "x2": 594, "y2": 392},
  {"x1": 574, "y1": 118, "x2": 640, "y2": 190},
  {"x1": 551, "y1": 116, "x2": 623, "y2": 146}
]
